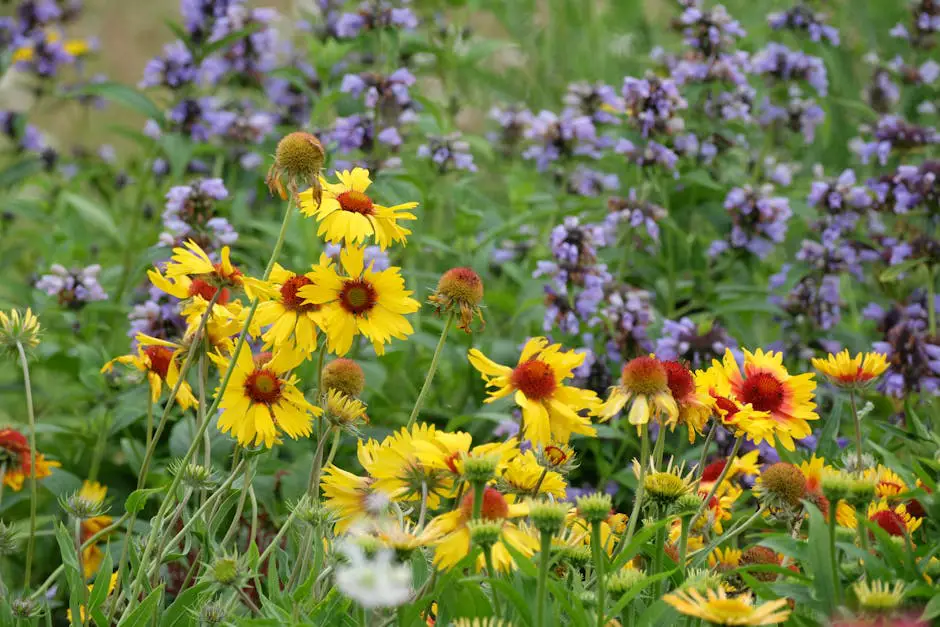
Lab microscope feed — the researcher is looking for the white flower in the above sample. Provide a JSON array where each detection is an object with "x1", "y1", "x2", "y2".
[{"x1": 335, "y1": 542, "x2": 412, "y2": 609}]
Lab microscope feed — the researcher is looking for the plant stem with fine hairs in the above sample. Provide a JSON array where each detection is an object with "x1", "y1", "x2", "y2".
[
  {"x1": 16, "y1": 341, "x2": 38, "y2": 590},
  {"x1": 406, "y1": 312, "x2": 454, "y2": 429}
]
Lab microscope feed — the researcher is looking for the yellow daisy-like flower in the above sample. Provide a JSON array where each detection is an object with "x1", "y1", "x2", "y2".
[
  {"x1": 566, "y1": 511, "x2": 629, "y2": 556},
  {"x1": 867, "y1": 499, "x2": 922, "y2": 537},
  {"x1": 372, "y1": 518, "x2": 444, "y2": 555},
  {"x1": 599, "y1": 356, "x2": 677, "y2": 430},
  {"x1": 79, "y1": 481, "x2": 113, "y2": 579},
  {"x1": 799, "y1": 455, "x2": 826, "y2": 494},
  {"x1": 468, "y1": 337, "x2": 601, "y2": 445},
  {"x1": 101, "y1": 334, "x2": 198, "y2": 410},
  {"x1": 299, "y1": 246, "x2": 419, "y2": 356},
  {"x1": 209, "y1": 345, "x2": 320, "y2": 448},
  {"x1": 871, "y1": 465, "x2": 908, "y2": 499},
  {"x1": 298, "y1": 167, "x2": 417, "y2": 249},
  {"x1": 663, "y1": 588, "x2": 790, "y2": 625},
  {"x1": 411, "y1": 430, "x2": 517, "y2": 487},
  {"x1": 499, "y1": 449, "x2": 567, "y2": 498},
  {"x1": 852, "y1": 579, "x2": 906, "y2": 612},
  {"x1": 811, "y1": 350, "x2": 888, "y2": 388},
  {"x1": 709, "y1": 547, "x2": 743, "y2": 571},
  {"x1": 0, "y1": 428, "x2": 60, "y2": 491},
  {"x1": 0, "y1": 307, "x2": 41, "y2": 351},
  {"x1": 320, "y1": 465, "x2": 396, "y2": 532},
  {"x1": 430, "y1": 487, "x2": 538, "y2": 572},
  {"x1": 836, "y1": 500, "x2": 857, "y2": 529},
  {"x1": 252, "y1": 263, "x2": 327, "y2": 355},
  {"x1": 324, "y1": 389, "x2": 369, "y2": 427}
]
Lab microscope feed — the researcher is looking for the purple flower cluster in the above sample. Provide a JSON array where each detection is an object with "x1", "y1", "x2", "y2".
[
  {"x1": 521, "y1": 110, "x2": 603, "y2": 170},
  {"x1": 128, "y1": 286, "x2": 186, "y2": 343},
  {"x1": 655, "y1": 317, "x2": 738, "y2": 368},
  {"x1": 0, "y1": 110, "x2": 47, "y2": 154},
  {"x1": 890, "y1": 0, "x2": 940, "y2": 49},
  {"x1": 3, "y1": 1, "x2": 91, "y2": 79},
  {"x1": 865, "y1": 292, "x2": 940, "y2": 397},
  {"x1": 758, "y1": 88, "x2": 825, "y2": 143},
  {"x1": 417, "y1": 133, "x2": 477, "y2": 173},
  {"x1": 159, "y1": 179, "x2": 237, "y2": 251},
  {"x1": 140, "y1": 40, "x2": 196, "y2": 89},
  {"x1": 333, "y1": 1, "x2": 418, "y2": 39},
  {"x1": 676, "y1": 2, "x2": 746, "y2": 56},
  {"x1": 621, "y1": 74, "x2": 688, "y2": 137},
  {"x1": 604, "y1": 190, "x2": 666, "y2": 244},
  {"x1": 562, "y1": 81, "x2": 622, "y2": 124},
  {"x1": 851, "y1": 115, "x2": 939, "y2": 165},
  {"x1": 751, "y1": 43, "x2": 828, "y2": 96},
  {"x1": 36, "y1": 263, "x2": 108, "y2": 309},
  {"x1": 767, "y1": 6, "x2": 840, "y2": 46},
  {"x1": 708, "y1": 184, "x2": 792, "y2": 259}
]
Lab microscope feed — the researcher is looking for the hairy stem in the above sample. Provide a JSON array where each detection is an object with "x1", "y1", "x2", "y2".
[
  {"x1": 16, "y1": 341, "x2": 38, "y2": 590},
  {"x1": 406, "y1": 312, "x2": 454, "y2": 429}
]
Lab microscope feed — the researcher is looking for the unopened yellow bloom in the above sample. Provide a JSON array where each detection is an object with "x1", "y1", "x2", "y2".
[{"x1": 812, "y1": 350, "x2": 888, "y2": 387}]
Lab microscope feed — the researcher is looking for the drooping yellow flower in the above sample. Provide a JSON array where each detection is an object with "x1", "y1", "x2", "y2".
[
  {"x1": 468, "y1": 337, "x2": 600, "y2": 445},
  {"x1": 812, "y1": 350, "x2": 888, "y2": 387},
  {"x1": 252, "y1": 263, "x2": 327, "y2": 355},
  {"x1": 299, "y1": 246, "x2": 419, "y2": 356},
  {"x1": 599, "y1": 356, "x2": 678, "y2": 430},
  {"x1": 79, "y1": 481, "x2": 113, "y2": 579},
  {"x1": 0, "y1": 307, "x2": 41, "y2": 352},
  {"x1": 298, "y1": 167, "x2": 417, "y2": 249},
  {"x1": 209, "y1": 344, "x2": 320, "y2": 448},
  {"x1": 324, "y1": 389, "x2": 369, "y2": 428},
  {"x1": 499, "y1": 449, "x2": 567, "y2": 498},
  {"x1": 0, "y1": 428, "x2": 60, "y2": 491},
  {"x1": 663, "y1": 588, "x2": 790, "y2": 625},
  {"x1": 430, "y1": 487, "x2": 538, "y2": 572},
  {"x1": 662, "y1": 360, "x2": 711, "y2": 443},
  {"x1": 101, "y1": 335, "x2": 198, "y2": 410},
  {"x1": 701, "y1": 349, "x2": 817, "y2": 451}
]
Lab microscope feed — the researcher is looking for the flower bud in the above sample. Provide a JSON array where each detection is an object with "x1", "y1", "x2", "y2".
[
  {"x1": 208, "y1": 554, "x2": 243, "y2": 588},
  {"x1": 0, "y1": 308, "x2": 41, "y2": 358},
  {"x1": 199, "y1": 602, "x2": 227, "y2": 625},
  {"x1": 321, "y1": 358, "x2": 366, "y2": 397},
  {"x1": 644, "y1": 471, "x2": 691, "y2": 508},
  {"x1": 461, "y1": 455, "x2": 499, "y2": 484},
  {"x1": 467, "y1": 519, "x2": 502, "y2": 549},
  {"x1": 576, "y1": 492, "x2": 612, "y2": 524},
  {"x1": 607, "y1": 568, "x2": 647, "y2": 595},
  {"x1": 671, "y1": 493, "x2": 702, "y2": 517},
  {"x1": 11, "y1": 598, "x2": 39, "y2": 618},
  {"x1": 170, "y1": 461, "x2": 217, "y2": 491},
  {"x1": 428, "y1": 267, "x2": 485, "y2": 333},
  {"x1": 528, "y1": 499, "x2": 568, "y2": 536}
]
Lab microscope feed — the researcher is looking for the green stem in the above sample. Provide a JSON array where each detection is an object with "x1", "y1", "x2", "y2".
[
  {"x1": 306, "y1": 426, "x2": 332, "y2": 498},
  {"x1": 691, "y1": 436, "x2": 742, "y2": 530},
  {"x1": 406, "y1": 312, "x2": 454, "y2": 429},
  {"x1": 621, "y1": 423, "x2": 649, "y2": 550},
  {"x1": 471, "y1": 481, "x2": 485, "y2": 520},
  {"x1": 16, "y1": 341, "x2": 38, "y2": 590},
  {"x1": 483, "y1": 547, "x2": 502, "y2": 618},
  {"x1": 693, "y1": 506, "x2": 767, "y2": 568},
  {"x1": 828, "y1": 503, "x2": 840, "y2": 608},
  {"x1": 591, "y1": 522, "x2": 606, "y2": 627},
  {"x1": 536, "y1": 531, "x2": 552, "y2": 627},
  {"x1": 694, "y1": 426, "x2": 716, "y2": 480},
  {"x1": 848, "y1": 390, "x2": 863, "y2": 472},
  {"x1": 74, "y1": 518, "x2": 88, "y2": 625},
  {"x1": 677, "y1": 517, "x2": 691, "y2": 575},
  {"x1": 652, "y1": 505, "x2": 666, "y2": 597},
  {"x1": 652, "y1": 426, "x2": 666, "y2": 470},
  {"x1": 257, "y1": 499, "x2": 305, "y2": 565},
  {"x1": 221, "y1": 459, "x2": 255, "y2": 546}
]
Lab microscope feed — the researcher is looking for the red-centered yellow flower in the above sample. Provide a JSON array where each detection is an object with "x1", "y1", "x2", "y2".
[
  {"x1": 664, "y1": 588, "x2": 791, "y2": 626},
  {"x1": 321, "y1": 465, "x2": 397, "y2": 532},
  {"x1": 79, "y1": 481, "x2": 113, "y2": 579},
  {"x1": 253, "y1": 263, "x2": 327, "y2": 355},
  {"x1": 662, "y1": 360, "x2": 710, "y2": 442},
  {"x1": 0, "y1": 428, "x2": 60, "y2": 491},
  {"x1": 411, "y1": 431, "x2": 517, "y2": 486},
  {"x1": 468, "y1": 337, "x2": 600, "y2": 445},
  {"x1": 812, "y1": 350, "x2": 888, "y2": 388},
  {"x1": 799, "y1": 456, "x2": 826, "y2": 494},
  {"x1": 209, "y1": 344, "x2": 320, "y2": 448},
  {"x1": 101, "y1": 335, "x2": 198, "y2": 410},
  {"x1": 867, "y1": 500, "x2": 922, "y2": 537},
  {"x1": 430, "y1": 487, "x2": 538, "y2": 572},
  {"x1": 599, "y1": 356, "x2": 678, "y2": 431},
  {"x1": 298, "y1": 167, "x2": 417, "y2": 249},
  {"x1": 499, "y1": 449, "x2": 567, "y2": 498},
  {"x1": 695, "y1": 484, "x2": 741, "y2": 535},
  {"x1": 299, "y1": 246, "x2": 419, "y2": 356},
  {"x1": 693, "y1": 366, "x2": 777, "y2": 446},
  {"x1": 871, "y1": 465, "x2": 909, "y2": 499}
]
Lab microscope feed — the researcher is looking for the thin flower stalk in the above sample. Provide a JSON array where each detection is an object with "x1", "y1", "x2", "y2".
[
  {"x1": 406, "y1": 311, "x2": 455, "y2": 428},
  {"x1": 691, "y1": 435, "x2": 743, "y2": 529},
  {"x1": 16, "y1": 341, "x2": 38, "y2": 590}
]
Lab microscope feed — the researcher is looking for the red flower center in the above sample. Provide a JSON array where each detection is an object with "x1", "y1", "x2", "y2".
[
  {"x1": 143, "y1": 345, "x2": 175, "y2": 379},
  {"x1": 0, "y1": 429, "x2": 30, "y2": 470},
  {"x1": 701, "y1": 458, "x2": 727, "y2": 483},
  {"x1": 544, "y1": 445, "x2": 568, "y2": 467},
  {"x1": 662, "y1": 360, "x2": 695, "y2": 402},
  {"x1": 870, "y1": 509, "x2": 907, "y2": 537},
  {"x1": 510, "y1": 359, "x2": 557, "y2": 400},
  {"x1": 621, "y1": 356, "x2": 668, "y2": 395},
  {"x1": 338, "y1": 278, "x2": 378, "y2": 315},
  {"x1": 460, "y1": 486, "x2": 509, "y2": 521},
  {"x1": 713, "y1": 394, "x2": 740, "y2": 421},
  {"x1": 188, "y1": 278, "x2": 231, "y2": 305},
  {"x1": 244, "y1": 369, "x2": 282, "y2": 404},
  {"x1": 337, "y1": 190, "x2": 375, "y2": 215},
  {"x1": 444, "y1": 452, "x2": 460, "y2": 475},
  {"x1": 741, "y1": 372, "x2": 785, "y2": 413},
  {"x1": 280, "y1": 275, "x2": 319, "y2": 313}
]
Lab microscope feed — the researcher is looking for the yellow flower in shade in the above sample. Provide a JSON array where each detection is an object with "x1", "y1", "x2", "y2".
[
  {"x1": 0, "y1": 307, "x2": 41, "y2": 353},
  {"x1": 67, "y1": 572, "x2": 118, "y2": 623},
  {"x1": 320, "y1": 465, "x2": 396, "y2": 532},
  {"x1": 298, "y1": 167, "x2": 417, "y2": 250},
  {"x1": 566, "y1": 511, "x2": 629, "y2": 556},
  {"x1": 664, "y1": 588, "x2": 790, "y2": 626},
  {"x1": 708, "y1": 547, "x2": 743, "y2": 571},
  {"x1": 468, "y1": 337, "x2": 600, "y2": 445},
  {"x1": 252, "y1": 263, "x2": 327, "y2": 355},
  {"x1": 867, "y1": 500, "x2": 922, "y2": 538},
  {"x1": 852, "y1": 580, "x2": 906, "y2": 612},
  {"x1": 703, "y1": 349, "x2": 818, "y2": 451},
  {"x1": 694, "y1": 484, "x2": 741, "y2": 535},
  {"x1": 811, "y1": 350, "x2": 888, "y2": 388},
  {"x1": 79, "y1": 481, "x2": 113, "y2": 579},
  {"x1": 101, "y1": 334, "x2": 198, "y2": 410},
  {"x1": 430, "y1": 487, "x2": 538, "y2": 572},
  {"x1": 0, "y1": 428, "x2": 60, "y2": 491},
  {"x1": 498, "y1": 449, "x2": 567, "y2": 498},
  {"x1": 299, "y1": 246, "x2": 419, "y2": 356},
  {"x1": 371, "y1": 518, "x2": 444, "y2": 556},
  {"x1": 209, "y1": 345, "x2": 320, "y2": 448},
  {"x1": 599, "y1": 356, "x2": 677, "y2": 430}
]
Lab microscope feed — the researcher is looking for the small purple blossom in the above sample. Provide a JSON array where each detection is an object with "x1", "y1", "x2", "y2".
[{"x1": 36, "y1": 264, "x2": 108, "y2": 308}]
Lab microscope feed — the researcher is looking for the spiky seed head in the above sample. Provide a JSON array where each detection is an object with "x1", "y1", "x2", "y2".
[
  {"x1": 429, "y1": 267, "x2": 486, "y2": 333},
  {"x1": 11, "y1": 598, "x2": 38, "y2": 618},
  {"x1": 467, "y1": 519, "x2": 503, "y2": 548},
  {"x1": 462, "y1": 455, "x2": 499, "y2": 484},
  {"x1": 267, "y1": 131, "x2": 325, "y2": 200},
  {"x1": 741, "y1": 546, "x2": 781, "y2": 582},
  {"x1": 199, "y1": 602, "x2": 227, "y2": 624},
  {"x1": 60, "y1": 491, "x2": 108, "y2": 520},
  {"x1": 576, "y1": 492, "x2": 613, "y2": 524},
  {"x1": 671, "y1": 493, "x2": 702, "y2": 517},
  {"x1": 758, "y1": 462, "x2": 807, "y2": 509},
  {"x1": 852, "y1": 579, "x2": 906, "y2": 612},
  {"x1": 607, "y1": 568, "x2": 648, "y2": 595},
  {"x1": 644, "y1": 471, "x2": 691, "y2": 508},
  {"x1": 527, "y1": 499, "x2": 568, "y2": 536},
  {"x1": 321, "y1": 358, "x2": 366, "y2": 397},
  {"x1": 554, "y1": 544, "x2": 592, "y2": 568},
  {"x1": 171, "y1": 460, "x2": 217, "y2": 491},
  {"x1": 209, "y1": 555, "x2": 241, "y2": 587}
]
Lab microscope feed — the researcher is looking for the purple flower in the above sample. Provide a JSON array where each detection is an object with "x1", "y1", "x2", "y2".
[
  {"x1": 655, "y1": 317, "x2": 739, "y2": 368},
  {"x1": 36, "y1": 264, "x2": 108, "y2": 308},
  {"x1": 140, "y1": 40, "x2": 196, "y2": 89},
  {"x1": 752, "y1": 42, "x2": 828, "y2": 96},
  {"x1": 711, "y1": 184, "x2": 792, "y2": 259},
  {"x1": 767, "y1": 6, "x2": 840, "y2": 46}
]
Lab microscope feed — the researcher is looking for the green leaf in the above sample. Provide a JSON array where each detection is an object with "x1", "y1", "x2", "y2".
[
  {"x1": 607, "y1": 569, "x2": 673, "y2": 618},
  {"x1": 922, "y1": 594, "x2": 940, "y2": 620},
  {"x1": 87, "y1": 549, "x2": 114, "y2": 613},
  {"x1": 117, "y1": 585, "x2": 164, "y2": 627},
  {"x1": 125, "y1": 487, "x2": 164, "y2": 514},
  {"x1": 62, "y1": 192, "x2": 121, "y2": 242},
  {"x1": 879, "y1": 258, "x2": 923, "y2": 282},
  {"x1": 67, "y1": 82, "x2": 163, "y2": 120},
  {"x1": 0, "y1": 158, "x2": 43, "y2": 188},
  {"x1": 161, "y1": 582, "x2": 210, "y2": 627},
  {"x1": 802, "y1": 501, "x2": 837, "y2": 614}
]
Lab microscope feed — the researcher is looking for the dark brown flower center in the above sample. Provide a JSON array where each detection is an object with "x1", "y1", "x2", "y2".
[
  {"x1": 280, "y1": 275, "x2": 319, "y2": 313},
  {"x1": 244, "y1": 368, "x2": 282, "y2": 404},
  {"x1": 338, "y1": 278, "x2": 378, "y2": 315},
  {"x1": 144, "y1": 345, "x2": 175, "y2": 379}
]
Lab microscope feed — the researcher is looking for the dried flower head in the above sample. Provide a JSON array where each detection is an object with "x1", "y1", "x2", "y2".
[
  {"x1": 428, "y1": 267, "x2": 485, "y2": 333},
  {"x1": 266, "y1": 131, "x2": 325, "y2": 201},
  {"x1": 756, "y1": 462, "x2": 807, "y2": 511},
  {"x1": 321, "y1": 358, "x2": 366, "y2": 397}
]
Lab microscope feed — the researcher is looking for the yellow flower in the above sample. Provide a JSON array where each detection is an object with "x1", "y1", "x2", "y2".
[
  {"x1": 599, "y1": 356, "x2": 677, "y2": 431},
  {"x1": 836, "y1": 501, "x2": 856, "y2": 528},
  {"x1": 321, "y1": 465, "x2": 395, "y2": 532},
  {"x1": 852, "y1": 579, "x2": 906, "y2": 612},
  {"x1": 79, "y1": 481, "x2": 113, "y2": 579},
  {"x1": 101, "y1": 334, "x2": 198, "y2": 410},
  {"x1": 871, "y1": 465, "x2": 908, "y2": 499},
  {"x1": 411, "y1": 430, "x2": 517, "y2": 486},
  {"x1": 663, "y1": 588, "x2": 790, "y2": 625},
  {"x1": 701, "y1": 349, "x2": 817, "y2": 451},
  {"x1": 812, "y1": 350, "x2": 888, "y2": 387},
  {"x1": 0, "y1": 307, "x2": 41, "y2": 353},
  {"x1": 252, "y1": 263, "x2": 327, "y2": 355},
  {"x1": 298, "y1": 167, "x2": 417, "y2": 249},
  {"x1": 0, "y1": 428, "x2": 60, "y2": 491},
  {"x1": 324, "y1": 389, "x2": 368, "y2": 427},
  {"x1": 209, "y1": 344, "x2": 320, "y2": 448},
  {"x1": 499, "y1": 449, "x2": 567, "y2": 498},
  {"x1": 867, "y1": 499, "x2": 922, "y2": 537},
  {"x1": 468, "y1": 337, "x2": 600, "y2": 445},
  {"x1": 299, "y1": 246, "x2": 419, "y2": 356},
  {"x1": 430, "y1": 488, "x2": 538, "y2": 572},
  {"x1": 708, "y1": 547, "x2": 743, "y2": 571},
  {"x1": 12, "y1": 31, "x2": 91, "y2": 64}
]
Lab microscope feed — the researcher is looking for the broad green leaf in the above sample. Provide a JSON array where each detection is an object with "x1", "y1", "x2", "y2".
[
  {"x1": 124, "y1": 487, "x2": 164, "y2": 514},
  {"x1": 117, "y1": 585, "x2": 164, "y2": 627},
  {"x1": 62, "y1": 192, "x2": 121, "y2": 242}
]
